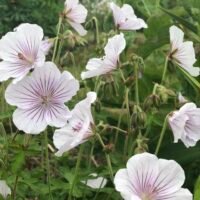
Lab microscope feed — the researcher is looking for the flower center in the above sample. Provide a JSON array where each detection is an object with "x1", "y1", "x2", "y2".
[
  {"x1": 41, "y1": 95, "x2": 51, "y2": 105},
  {"x1": 141, "y1": 193, "x2": 153, "y2": 200},
  {"x1": 18, "y1": 53, "x2": 34, "y2": 64},
  {"x1": 72, "y1": 121, "x2": 83, "y2": 133}
]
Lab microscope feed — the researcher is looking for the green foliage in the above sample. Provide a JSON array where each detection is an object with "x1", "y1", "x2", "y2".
[{"x1": 0, "y1": 0, "x2": 200, "y2": 199}]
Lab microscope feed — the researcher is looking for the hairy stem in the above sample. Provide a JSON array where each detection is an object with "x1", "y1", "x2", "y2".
[
  {"x1": 155, "y1": 115, "x2": 169, "y2": 155},
  {"x1": 161, "y1": 57, "x2": 169, "y2": 84},
  {"x1": 52, "y1": 16, "x2": 63, "y2": 62}
]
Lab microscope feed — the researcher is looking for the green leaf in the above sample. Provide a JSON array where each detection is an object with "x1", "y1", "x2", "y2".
[
  {"x1": 194, "y1": 176, "x2": 200, "y2": 200},
  {"x1": 161, "y1": 7, "x2": 198, "y2": 33}
]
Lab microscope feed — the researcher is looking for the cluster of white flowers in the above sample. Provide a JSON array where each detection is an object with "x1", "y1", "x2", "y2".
[{"x1": 0, "y1": 0, "x2": 199, "y2": 199}]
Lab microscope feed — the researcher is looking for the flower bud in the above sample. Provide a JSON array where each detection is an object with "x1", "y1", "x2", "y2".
[{"x1": 131, "y1": 105, "x2": 146, "y2": 129}]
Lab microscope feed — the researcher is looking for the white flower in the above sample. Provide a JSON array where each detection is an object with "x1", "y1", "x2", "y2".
[
  {"x1": 5, "y1": 62, "x2": 79, "y2": 134},
  {"x1": 169, "y1": 25, "x2": 200, "y2": 77},
  {"x1": 81, "y1": 173, "x2": 107, "y2": 189},
  {"x1": 0, "y1": 23, "x2": 46, "y2": 83},
  {"x1": 0, "y1": 180, "x2": 11, "y2": 199},
  {"x1": 114, "y1": 152, "x2": 192, "y2": 200},
  {"x1": 168, "y1": 102, "x2": 200, "y2": 147},
  {"x1": 64, "y1": 0, "x2": 88, "y2": 36},
  {"x1": 110, "y1": 3, "x2": 147, "y2": 31},
  {"x1": 53, "y1": 92, "x2": 96, "y2": 156},
  {"x1": 81, "y1": 33, "x2": 126, "y2": 79}
]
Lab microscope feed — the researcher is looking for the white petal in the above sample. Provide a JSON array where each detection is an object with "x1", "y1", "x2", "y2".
[
  {"x1": 72, "y1": 91, "x2": 96, "y2": 123},
  {"x1": 41, "y1": 38, "x2": 53, "y2": 55},
  {"x1": 155, "y1": 159, "x2": 185, "y2": 198},
  {"x1": 45, "y1": 104, "x2": 71, "y2": 127},
  {"x1": 65, "y1": 0, "x2": 79, "y2": 10},
  {"x1": 68, "y1": 21, "x2": 87, "y2": 36},
  {"x1": 0, "y1": 23, "x2": 45, "y2": 82},
  {"x1": 119, "y1": 18, "x2": 148, "y2": 30},
  {"x1": 114, "y1": 169, "x2": 139, "y2": 200},
  {"x1": 85, "y1": 58, "x2": 104, "y2": 70},
  {"x1": 81, "y1": 58, "x2": 109, "y2": 79},
  {"x1": 13, "y1": 107, "x2": 47, "y2": 134},
  {"x1": 0, "y1": 61, "x2": 30, "y2": 82},
  {"x1": 170, "y1": 25, "x2": 184, "y2": 51},
  {"x1": 121, "y1": 4, "x2": 135, "y2": 18},
  {"x1": 168, "y1": 111, "x2": 188, "y2": 143},
  {"x1": 126, "y1": 153, "x2": 159, "y2": 194},
  {"x1": 53, "y1": 117, "x2": 90, "y2": 156},
  {"x1": 104, "y1": 33, "x2": 126, "y2": 57},
  {"x1": 168, "y1": 188, "x2": 193, "y2": 200},
  {"x1": 67, "y1": 4, "x2": 87, "y2": 24},
  {"x1": 82, "y1": 174, "x2": 107, "y2": 189},
  {"x1": 0, "y1": 180, "x2": 11, "y2": 199},
  {"x1": 110, "y1": 2, "x2": 125, "y2": 26},
  {"x1": 5, "y1": 76, "x2": 41, "y2": 109},
  {"x1": 52, "y1": 71, "x2": 80, "y2": 103}
]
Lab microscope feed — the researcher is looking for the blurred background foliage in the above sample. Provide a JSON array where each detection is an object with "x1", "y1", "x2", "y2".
[{"x1": 1, "y1": 0, "x2": 200, "y2": 199}]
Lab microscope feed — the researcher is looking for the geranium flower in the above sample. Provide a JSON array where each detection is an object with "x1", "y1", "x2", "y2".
[
  {"x1": 81, "y1": 173, "x2": 107, "y2": 189},
  {"x1": 110, "y1": 3, "x2": 147, "y2": 31},
  {"x1": 114, "y1": 152, "x2": 192, "y2": 200},
  {"x1": 5, "y1": 62, "x2": 79, "y2": 134},
  {"x1": 169, "y1": 25, "x2": 200, "y2": 76},
  {"x1": 53, "y1": 92, "x2": 96, "y2": 156},
  {"x1": 168, "y1": 102, "x2": 200, "y2": 147},
  {"x1": 0, "y1": 180, "x2": 11, "y2": 199},
  {"x1": 81, "y1": 33, "x2": 126, "y2": 79},
  {"x1": 64, "y1": 0, "x2": 88, "y2": 36},
  {"x1": 0, "y1": 23, "x2": 46, "y2": 83}
]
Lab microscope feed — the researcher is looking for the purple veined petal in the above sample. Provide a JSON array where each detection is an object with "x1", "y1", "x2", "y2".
[
  {"x1": 52, "y1": 71, "x2": 80, "y2": 103},
  {"x1": 153, "y1": 159, "x2": 185, "y2": 198},
  {"x1": 126, "y1": 153, "x2": 159, "y2": 195},
  {"x1": 170, "y1": 25, "x2": 184, "y2": 52},
  {"x1": 5, "y1": 75, "x2": 42, "y2": 109},
  {"x1": 0, "y1": 60, "x2": 30, "y2": 82},
  {"x1": 13, "y1": 106, "x2": 48, "y2": 134},
  {"x1": 168, "y1": 188, "x2": 193, "y2": 200},
  {"x1": 67, "y1": 20, "x2": 87, "y2": 36},
  {"x1": 45, "y1": 103, "x2": 71, "y2": 127}
]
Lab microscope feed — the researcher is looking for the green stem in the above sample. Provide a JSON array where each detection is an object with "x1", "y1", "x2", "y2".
[
  {"x1": 155, "y1": 115, "x2": 169, "y2": 155},
  {"x1": 68, "y1": 145, "x2": 84, "y2": 200},
  {"x1": 96, "y1": 133, "x2": 114, "y2": 180},
  {"x1": 44, "y1": 130, "x2": 53, "y2": 200},
  {"x1": 152, "y1": 83, "x2": 159, "y2": 95},
  {"x1": 161, "y1": 57, "x2": 169, "y2": 84},
  {"x1": 92, "y1": 17, "x2": 100, "y2": 45},
  {"x1": 123, "y1": 88, "x2": 131, "y2": 159},
  {"x1": 52, "y1": 16, "x2": 63, "y2": 62},
  {"x1": 134, "y1": 63, "x2": 139, "y2": 105},
  {"x1": 12, "y1": 175, "x2": 19, "y2": 200}
]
